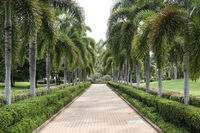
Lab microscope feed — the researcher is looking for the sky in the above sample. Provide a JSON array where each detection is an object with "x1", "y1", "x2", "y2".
[{"x1": 76, "y1": 0, "x2": 114, "y2": 42}]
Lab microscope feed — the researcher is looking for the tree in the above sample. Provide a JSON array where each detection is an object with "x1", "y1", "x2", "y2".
[
  {"x1": 1, "y1": 0, "x2": 41, "y2": 104},
  {"x1": 29, "y1": 0, "x2": 85, "y2": 97}
]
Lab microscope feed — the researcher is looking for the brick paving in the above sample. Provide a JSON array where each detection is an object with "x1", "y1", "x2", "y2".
[{"x1": 39, "y1": 84, "x2": 158, "y2": 133}]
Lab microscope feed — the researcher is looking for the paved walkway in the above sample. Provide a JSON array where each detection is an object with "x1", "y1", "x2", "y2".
[{"x1": 39, "y1": 84, "x2": 158, "y2": 133}]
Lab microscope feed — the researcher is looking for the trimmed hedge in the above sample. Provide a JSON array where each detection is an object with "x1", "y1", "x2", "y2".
[
  {"x1": 108, "y1": 82, "x2": 200, "y2": 133},
  {"x1": 112, "y1": 87, "x2": 189, "y2": 133},
  {"x1": 0, "y1": 85, "x2": 66, "y2": 107},
  {"x1": 132, "y1": 84, "x2": 200, "y2": 107},
  {"x1": 0, "y1": 82, "x2": 91, "y2": 133}
]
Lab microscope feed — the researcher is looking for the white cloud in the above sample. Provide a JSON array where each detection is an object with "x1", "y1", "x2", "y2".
[{"x1": 76, "y1": 0, "x2": 113, "y2": 42}]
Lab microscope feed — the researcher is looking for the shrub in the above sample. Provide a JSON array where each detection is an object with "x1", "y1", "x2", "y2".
[
  {"x1": 0, "y1": 85, "x2": 66, "y2": 107},
  {"x1": 108, "y1": 82, "x2": 200, "y2": 133},
  {"x1": 112, "y1": 87, "x2": 189, "y2": 133},
  {"x1": 0, "y1": 82, "x2": 91, "y2": 133},
  {"x1": 130, "y1": 83, "x2": 200, "y2": 108},
  {"x1": 102, "y1": 75, "x2": 112, "y2": 81}
]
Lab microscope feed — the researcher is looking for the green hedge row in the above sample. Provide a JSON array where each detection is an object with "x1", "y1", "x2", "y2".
[
  {"x1": 112, "y1": 86, "x2": 190, "y2": 133},
  {"x1": 0, "y1": 85, "x2": 65, "y2": 107},
  {"x1": 0, "y1": 82, "x2": 91, "y2": 133},
  {"x1": 108, "y1": 82, "x2": 200, "y2": 133},
  {"x1": 127, "y1": 84, "x2": 200, "y2": 107}
]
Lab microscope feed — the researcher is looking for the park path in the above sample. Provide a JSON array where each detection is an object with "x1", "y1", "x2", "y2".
[{"x1": 38, "y1": 84, "x2": 158, "y2": 133}]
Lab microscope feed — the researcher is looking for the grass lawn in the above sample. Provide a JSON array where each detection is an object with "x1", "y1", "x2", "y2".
[
  {"x1": 0, "y1": 82, "x2": 45, "y2": 92},
  {"x1": 140, "y1": 79, "x2": 200, "y2": 96}
]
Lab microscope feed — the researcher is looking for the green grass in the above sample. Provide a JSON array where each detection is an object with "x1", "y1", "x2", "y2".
[
  {"x1": 140, "y1": 79, "x2": 200, "y2": 95},
  {"x1": 0, "y1": 82, "x2": 45, "y2": 92}
]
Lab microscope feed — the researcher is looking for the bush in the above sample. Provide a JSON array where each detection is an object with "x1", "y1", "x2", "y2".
[
  {"x1": 102, "y1": 75, "x2": 112, "y2": 81},
  {"x1": 108, "y1": 82, "x2": 200, "y2": 133},
  {"x1": 112, "y1": 87, "x2": 189, "y2": 133},
  {"x1": 0, "y1": 82, "x2": 91, "y2": 133},
  {"x1": 131, "y1": 83, "x2": 200, "y2": 108},
  {"x1": 0, "y1": 85, "x2": 66, "y2": 107}
]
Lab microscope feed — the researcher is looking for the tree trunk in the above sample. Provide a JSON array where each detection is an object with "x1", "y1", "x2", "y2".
[
  {"x1": 158, "y1": 68, "x2": 163, "y2": 97},
  {"x1": 71, "y1": 71, "x2": 74, "y2": 85},
  {"x1": 136, "y1": 62, "x2": 140, "y2": 88},
  {"x1": 130, "y1": 67, "x2": 133, "y2": 87},
  {"x1": 117, "y1": 71, "x2": 120, "y2": 83},
  {"x1": 75, "y1": 70, "x2": 77, "y2": 85},
  {"x1": 29, "y1": 33, "x2": 37, "y2": 97},
  {"x1": 168, "y1": 70, "x2": 171, "y2": 78},
  {"x1": 183, "y1": 50, "x2": 190, "y2": 104},
  {"x1": 174, "y1": 64, "x2": 178, "y2": 79},
  {"x1": 64, "y1": 56, "x2": 68, "y2": 88},
  {"x1": 145, "y1": 53, "x2": 150, "y2": 93},
  {"x1": 68, "y1": 71, "x2": 71, "y2": 86},
  {"x1": 46, "y1": 52, "x2": 51, "y2": 92},
  {"x1": 126, "y1": 61, "x2": 129, "y2": 85},
  {"x1": 4, "y1": 0, "x2": 12, "y2": 104},
  {"x1": 112, "y1": 65, "x2": 114, "y2": 81},
  {"x1": 123, "y1": 62, "x2": 126, "y2": 84},
  {"x1": 128, "y1": 63, "x2": 130, "y2": 85}
]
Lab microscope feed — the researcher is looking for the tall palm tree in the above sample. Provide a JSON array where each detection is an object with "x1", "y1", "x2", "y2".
[
  {"x1": 2, "y1": 0, "x2": 41, "y2": 104},
  {"x1": 37, "y1": 5, "x2": 57, "y2": 92},
  {"x1": 29, "y1": 0, "x2": 84, "y2": 97}
]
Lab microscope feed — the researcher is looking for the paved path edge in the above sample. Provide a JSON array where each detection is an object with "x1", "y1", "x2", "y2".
[
  {"x1": 32, "y1": 85, "x2": 91, "y2": 133},
  {"x1": 108, "y1": 85, "x2": 164, "y2": 133}
]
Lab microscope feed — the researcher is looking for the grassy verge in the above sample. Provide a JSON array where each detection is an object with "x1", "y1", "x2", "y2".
[
  {"x1": 139, "y1": 79, "x2": 200, "y2": 96},
  {"x1": 0, "y1": 82, "x2": 46, "y2": 92},
  {"x1": 0, "y1": 82, "x2": 91, "y2": 133},
  {"x1": 108, "y1": 82, "x2": 200, "y2": 133}
]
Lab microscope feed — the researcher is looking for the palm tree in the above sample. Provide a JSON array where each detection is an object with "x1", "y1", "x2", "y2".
[
  {"x1": 2, "y1": 0, "x2": 41, "y2": 104},
  {"x1": 37, "y1": 5, "x2": 58, "y2": 92},
  {"x1": 29, "y1": 0, "x2": 84, "y2": 97}
]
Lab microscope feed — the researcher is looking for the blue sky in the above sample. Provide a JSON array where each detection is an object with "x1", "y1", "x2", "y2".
[{"x1": 76, "y1": 0, "x2": 114, "y2": 42}]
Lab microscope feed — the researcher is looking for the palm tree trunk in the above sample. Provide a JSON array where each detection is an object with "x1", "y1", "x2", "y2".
[
  {"x1": 158, "y1": 68, "x2": 163, "y2": 97},
  {"x1": 4, "y1": 0, "x2": 12, "y2": 104},
  {"x1": 117, "y1": 71, "x2": 120, "y2": 83},
  {"x1": 64, "y1": 56, "x2": 68, "y2": 88},
  {"x1": 46, "y1": 52, "x2": 51, "y2": 92},
  {"x1": 126, "y1": 61, "x2": 129, "y2": 85},
  {"x1": 71, "y1": 71, "x2": 74, "y2": 85},
  {"x1": 183, "y1": 50, "x2": 190, "y2": 104},
  {"x1": 112, "y1": 65, "x2": 114, "y2": 81},
  {"x1": 145, "y1": 53, "x2": 150, "y2": 93},
  {"x1": 168, "y1": 70, "x2": 171, "y2": 78},
  {"x1": 136, "y1": 62, "x2": 140, "y2": 88},
  {"x1": 29, "y1": 33, "x2": 37, "y2": 97},
  {"x1": 79, "y1": 69, "x2": 82, "y2": 84},
  {"x1": 174, "y1": 63, "x2": 178, "y2": 79},
  {"x1": 68, "y1": 71, "x2": 71, "y2": 86},
  {"x1": 130, "y1": 67, "x2": 133, "y2": 87},
  {"x1": 74, "y1": 70, "x2": 77, "y2": 85}
]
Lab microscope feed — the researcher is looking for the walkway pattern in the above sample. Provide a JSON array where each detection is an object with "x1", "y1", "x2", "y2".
[{"x1": 39, "y1": 84, "x2": 158, "y2": 133}]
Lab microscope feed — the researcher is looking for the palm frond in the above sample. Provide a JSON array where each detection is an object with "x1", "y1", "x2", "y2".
[
  {"x1": 108, "y1": 8, "x2": 133, "y2": 26},
  {"x1": 189, "y1": 17, "x2": 200, "y2": 80},
  {"x1": 52, "y1": 0, "x2": 85, "y2": 23},
  {"x1": 148, "y1": 5, "x2": 186, "y2": 68},
  {"x1": 133, "y1": 10, "x2": 155, "y2": 25}
]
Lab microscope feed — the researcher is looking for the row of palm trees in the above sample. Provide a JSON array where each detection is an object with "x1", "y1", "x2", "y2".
[
  {"x1": 0, "y1": 0, "x2": 96, "y2": 105},
  {"x1": 103, "y1": 0, "x2": 200, "y2": 104}
]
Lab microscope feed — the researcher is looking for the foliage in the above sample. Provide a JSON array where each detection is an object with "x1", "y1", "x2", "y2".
[
  {"x1": 110, "y1": 83, "x2": 190, "y2": 133},
  {"x1": 0, "y1": 82, "x2": 91, "y2": 133},
  {"x1": 0, "y1": 85, "x2": 64, "y2": 107},
  {"x1": 108, "y1": 82, "x2": 200, "y2": 133}
]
